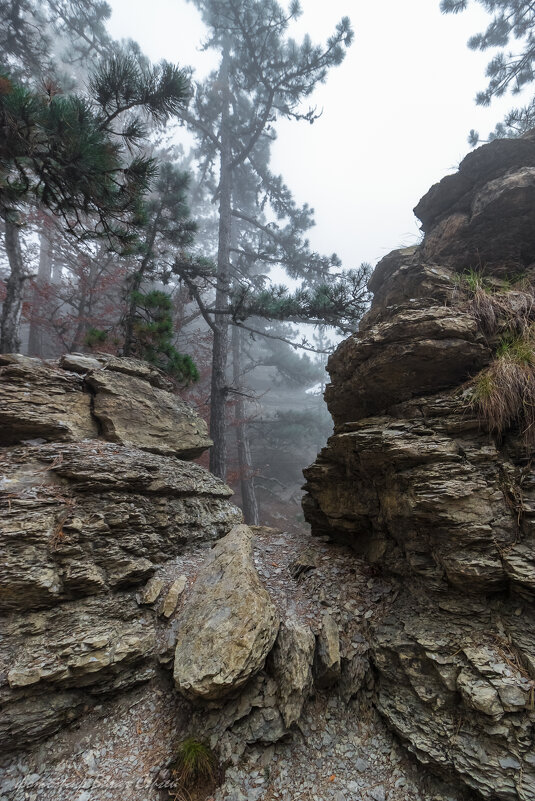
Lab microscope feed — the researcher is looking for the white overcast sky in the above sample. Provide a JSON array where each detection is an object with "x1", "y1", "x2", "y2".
[{"x1": 106, "y1": 0, "x2": 525, "y2": 270}]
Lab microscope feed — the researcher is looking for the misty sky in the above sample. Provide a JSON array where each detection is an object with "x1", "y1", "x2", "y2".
[{"x1": 107, "y1": 0, "x2": 524, "y2": 272}]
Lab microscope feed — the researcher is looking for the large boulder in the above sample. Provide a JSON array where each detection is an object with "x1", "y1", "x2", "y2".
[{"x1": 173, "y1": 525, "x2": 280, "y2": 701}]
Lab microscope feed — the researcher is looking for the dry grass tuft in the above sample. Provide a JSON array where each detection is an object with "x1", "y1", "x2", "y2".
[
  {"x1": 470, "y1": 332, "x2": 535, "y2": 446},
  {"x1": 469, "y1": 285, "x2": 535, "y2": 337},
  {"x1": 455, "y1": 267, "x2": 535, "y2": 337}
]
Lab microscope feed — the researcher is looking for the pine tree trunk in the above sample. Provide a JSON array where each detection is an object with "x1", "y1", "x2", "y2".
[
  {"x1": 209, "y1": 45, "x2": 232, "y2": 480},
  {"x1": 0, "y1": 219, "x2": 27, "y2": 354},
  {"x1": 27, "y1": 226, "x2": 52, "y2": 356},
  {"x1": 122, "y1": 269, "x2": 143, "y2": 357},
  {"x1": 70, "y1": 252, "x2": 106, "y2": 352},
  {"x1": 70, "y1": 277, "x2": 90, "y2": 352},
  {"x1": 232, "y1": 325, "x2": 259, "y2": 524},
  {"x1": 123, "y1": 216, "x2": 159, "y2": 357}
]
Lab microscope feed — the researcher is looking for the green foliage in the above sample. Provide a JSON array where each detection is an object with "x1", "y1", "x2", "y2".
[
  {"x1": 496, "y1": 333, "x2": 535, "y2": 364},
  {"x1": 84, "y1": 327, "x2": 108, "y2": 349},
  {"x1": 231, "y1": 264, "x2": 372, "y2": 334},
  {"x1": 441, "y1": 1, "x2": 535, "y2": 140},
  {"x1": 90, "y1": 53, "x2": 191, "y2": 132},
  {"x1": 455, "y1": 267, "x2": 488, "y2": 293},
  {"x1": 128, "y1": 290, "x2": 199, "y2": 385},
  {"x1": 182, "y1": 0, "x2": 361, "y2": 321},
  {"x1": 171, "y1": 737, "x2": 217, "y2": 790},
  {"x1": 0, "y1": 52, "x2": 190, "y2": 250},
  {"x1": 119, "y1": 160, "x2": 203, "y2": 378},
  {"x1": 0, "y1": 0, "x2": 112, "y2": 81}
]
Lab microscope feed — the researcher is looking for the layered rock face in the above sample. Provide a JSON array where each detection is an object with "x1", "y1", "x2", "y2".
[
  {"x1": 0, "y1": 353, "x2": 242, "y2": 752},
  {"x1": 303, "y1": 134, "x2": 535, "y2": 800}
]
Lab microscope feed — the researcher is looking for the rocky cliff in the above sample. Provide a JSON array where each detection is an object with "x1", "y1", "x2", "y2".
[
  {"x1": 3, "y1": 137, "x2": 535, "y2": 801},
  {"x1": 303, "y1": 133, "x2": 535, "y2": 801},
  {"x1": 0, "y1": 353, "x2": 243, "y2": 753}
]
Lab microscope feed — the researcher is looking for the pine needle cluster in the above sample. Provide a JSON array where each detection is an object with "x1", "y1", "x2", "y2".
[{"x1": 0, "y1": 51, "x2": 190, "y2": 251}]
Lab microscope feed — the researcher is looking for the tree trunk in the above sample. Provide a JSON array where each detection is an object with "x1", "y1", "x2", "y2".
[
  {"x1": 70, "y1": 251, "x2": 105, "y2": 352},
  {"x1": 27, "y1": 226, "x2": 52, "y2": 356},
  {"x1": 121, "y1": 268, "x2": 143, "y2": 357},
  {"x1": 209, "y1": 44, "x2": 232, "y2": 480},
  {"x1": 0, "y1": 219, "x2": 28, "y2": 354},
  {"x1": 123, "y1": 215, "x2": 159, "y2": 357},
  {"x1": 232, "y1": 325, "x2": 259, "y2": 524},
  {"x1": 70, "y1": 273, "x2": 91, "y2": 352}
]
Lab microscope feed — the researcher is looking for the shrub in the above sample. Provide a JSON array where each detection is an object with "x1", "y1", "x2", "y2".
[
  {"x1": 171, "y1": 737, "x2": 217, "y2": 790},
  {"x1": 128, "y1": 290, "x2": 199, "y2": 385},
  {"x1": 85, "y1": 327, "x2": 108, "y2": 349}
]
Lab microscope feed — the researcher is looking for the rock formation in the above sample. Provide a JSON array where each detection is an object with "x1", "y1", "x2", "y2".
[
  {"x1": 303, "y1": 133, "x2": 535, "y2": 801},
  {"x1": 4, "y1": 135, "x2": 535, "y2": 801},
  {"x1": 0, "y1": 353, "x2": 242, "y2": 752},
  {"x1": 174, "y1": 524, "x2": 280, "y2": 701},
  {"x1": 1, "y1": 353, "x2": 366, "y2": 801}
]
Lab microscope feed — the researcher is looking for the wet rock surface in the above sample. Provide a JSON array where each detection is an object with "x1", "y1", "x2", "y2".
[
  {"x1": 304, "y1": 132, "x2": 535, "y2": 801},
  {"x1": 0, "y1": 355, "x2": 241, "y2": 754}
]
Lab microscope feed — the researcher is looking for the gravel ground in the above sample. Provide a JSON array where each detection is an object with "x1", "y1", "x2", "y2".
[
  {"x1": 216, "y1": 695, "x2": 463, "y2": 801},
  {"x1": 0, "y1": 526, "x2": 468, "y2": 801}
]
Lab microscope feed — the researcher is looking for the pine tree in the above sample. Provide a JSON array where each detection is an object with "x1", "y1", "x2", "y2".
[
  {"x1": 0, "y1": 0, "x2": 112, "y2": 81},
  {"x1": 120, "y1": 289, "x2": 199, "y2": 383},
  {"x1": 119, "y1": 160, "x2": 202, "y2": 384},
  {"x1": 180, "y1": 0, "x2": 355, "y2": 479},
  {"x1": 0, "y1": 53, "x2": 191, "y2": 352},
  {"x1": 441, "y1": 0, "x2": 535, "y2": 140}
]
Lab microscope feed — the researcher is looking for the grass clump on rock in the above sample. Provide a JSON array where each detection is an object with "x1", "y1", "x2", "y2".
[
  {"x1": 455, "y1": 268, "x2": 535, "y2": 445},
  {"x1": 455, "y1": 267, "x2": 535, "y2": 337},
  {"x1": 470, "y1": 331, "x2": 535, "y2": 446},
  {"x1": 169, "y1": 737, "x2": 218, "y2": 799}
]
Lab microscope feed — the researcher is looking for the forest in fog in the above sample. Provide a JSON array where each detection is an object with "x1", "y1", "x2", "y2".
[{"x1": 2, "y1": 0, "x2": 535, "y2": 525}]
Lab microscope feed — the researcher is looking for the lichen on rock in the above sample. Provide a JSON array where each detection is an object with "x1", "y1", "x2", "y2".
[{"x1": 173, "y1": 524, "x2": 280, "y2": 701}]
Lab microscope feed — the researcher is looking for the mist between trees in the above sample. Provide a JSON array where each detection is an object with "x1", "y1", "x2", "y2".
[{"x1": 1, "y1": 0, "x2": 531, "y2": 526}]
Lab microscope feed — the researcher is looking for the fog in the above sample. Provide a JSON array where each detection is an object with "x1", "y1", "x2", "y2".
[
  {"x1": 106, "y1": 0, "x2": 524, "y2": 267},
  {"x1": 1, "y1": 0, "x2": 532, "y2": 527}
]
